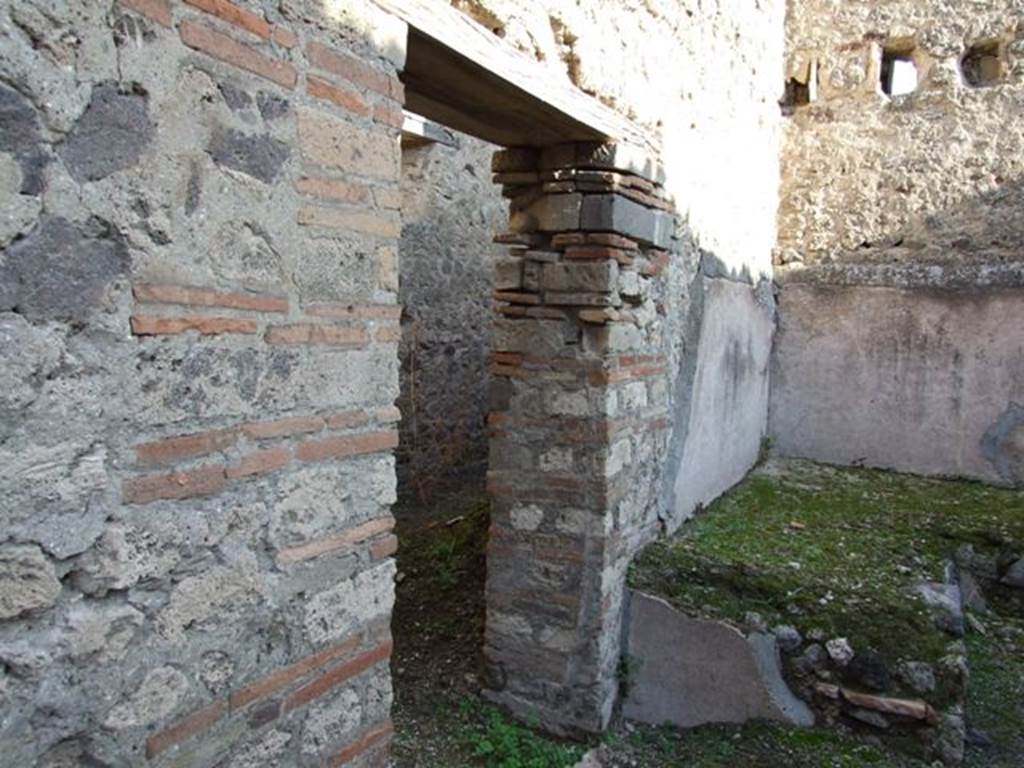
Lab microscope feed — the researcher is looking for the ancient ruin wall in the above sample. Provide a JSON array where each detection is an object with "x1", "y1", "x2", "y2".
[
  {"x1": 396, "y1": 132, "x2": 505, "y2": 499},
  {"x1": 452, "y1": 0, "x2": 787, "y2": 529},
  {"x1": 777, "y1": 0, "x2": 1024, "y2": 267},
  {"x1": 771, "y1": 0, "x2": 1024, "y2": 486},
  {"x1": 453, "y1": 0, "x2": 787, "y2": 734},
  {"x1": 0, "y1": 0, "x2": 405, "y2": 764}
]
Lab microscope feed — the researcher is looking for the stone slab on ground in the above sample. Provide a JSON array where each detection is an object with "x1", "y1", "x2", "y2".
[{"x1": 623, "y1": 589, "x2": 813, "y2": 729}]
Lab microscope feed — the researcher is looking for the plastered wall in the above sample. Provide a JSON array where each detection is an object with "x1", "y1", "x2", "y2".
[{"x1": 772, "y1": 0, "x2": 1024, "y2": 486}]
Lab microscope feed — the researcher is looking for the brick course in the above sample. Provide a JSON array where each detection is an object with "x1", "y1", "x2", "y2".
[{"x1": 180, "y1": 19, "x2": 297, "y2": 89}]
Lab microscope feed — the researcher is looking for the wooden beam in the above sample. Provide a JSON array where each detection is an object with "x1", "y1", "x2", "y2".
[{"x1": 372, "y1": 0, "x2": 655, "y2": 150}]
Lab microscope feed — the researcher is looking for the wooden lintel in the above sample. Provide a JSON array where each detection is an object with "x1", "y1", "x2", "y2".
[{"x1": 372, "y1": 0, "x2": 655, "y2": 150}]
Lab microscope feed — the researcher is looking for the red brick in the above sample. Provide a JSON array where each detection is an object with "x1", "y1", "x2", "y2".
[
  {"x1": 271, "y1": 26, "x2": 298, "y2": 48},
  {"x1": 307, "y1": 75, "x2": 371, "y2": 116},
  {"x1": 284, "y1": 641, "x2": 393, "y2": 712},
  {"x1": 295, "y1": 176, "x2": 370, "y2": 204},
  {"x1": 131, "y1": 315, "x2": 258, "y2": 336},
  {"x1": 226, "y1": 446, "x2": 291, "y2": 478},
  {"x1": 121, "y1": 0, "x2": 173, "y2": 27},
  {"x1": 328, "y1": 720, "x2": 395, "y2": 767},
  {"x1": 563, "y1": 245, "x2": 634, "y2": 265},
  {"x1": 297, "y1": 206, "x2": 401, "y2": 237},
  {"x1": 372, "y1": 101, "x2": 404, "y2": 129},
  {"x1": 184, "y1": 0, "x2": 272, "y2": 40},
  {"x1": 134, "y1": 283, "x2": 288, "y2": 313},
  {"x1": 641, "y1": 250, "x2": 671, "y2": 276},
  {"x1": 306, "y1": 41, "x2": 393, "y2": 99},
  {"x1": 389, "y1": 78, "x2": 404, "y2": 102},
  {"x1": 241, "y1": 414, "x2": 325, "y2": 439},
  {"x1": 135, "y1": 428, "x2": 238, "y2": 466},
  {"x1": 295, "y1": 430, "x2": 398, "y2": 463},
  {"x1": 370, "y1": 534, "x2": 398, "y2": 561},
  {"x1": 230, "y1": 634, "x2": 362, "y2": 710},
  {"x1": 146, "y1": 699, "x2": 228, "y2": 759},
  {"x1": 305, "y1": 303, "x2": 401, "y2": 321},
  {"x1": 551, "y1": 232, "x2": 586, "y2": 248},
  {"x1": 373, "y1": 326, "x2": 401, "y2": 343},
  {"x1": 373, "y1": 405, "x2": 401, "y2": 423},
  {"x1": 586, "y1": 232, "x2": 639, "y2": 250},
  {"x1": 492, "y1": 352, "x2": 523, "y2": 366},
  {"x1": 123, "y1": 464, "x2": 228, "y2": 504},
  {"x1": 276, "y1": 516, "x2": 395, "y2": 565},
  {"x1": 494, "y1": 291, "x2": 540, "y2": 305},
  {"x1": 180, "y1": 19, "x2": 297, "y2": 89},
  {"x1": 325, "y1": 410, "x2": 371, "y2": 431},
  {"x1": 265, "y1": 324, "x2": 369, "y2": 347},
  {"x1": 617, "y1": 354, "x2": 665, "y2": 366}
]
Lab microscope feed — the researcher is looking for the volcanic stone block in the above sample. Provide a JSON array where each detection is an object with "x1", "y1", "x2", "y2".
[
  {"x1": 541, "y1": 261, "x2": 618, "y2": 293},
  {"x1": 580, "y1": 194, "x2": 674, "y2": 248},
  {"x1": 528, "y1": 193, "x2": 582, "y2": 232},
  {"x1": 60, "y1": 83, "x2": 153, "y2": 182},
  {"x1": 539, "y1": 142, "x2": 666, "y2": 185},
  {"x1": 0, "y1": 216, "x2": 130, "y2": 323},
  {"x1": 495, "y1": 259, "x2": 523, "y2": 291},
  {"x1": 210, "y1": 127, "x2": 290, "y2": 184}
]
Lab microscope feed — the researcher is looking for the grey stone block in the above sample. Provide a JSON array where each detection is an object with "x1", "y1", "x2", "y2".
[
  {"x1": 528, "y1": 193, "x2": 582, "y2": 232},
  {"x1": 541, "y1": 261, "x2": 618, "y2": 293},
  {"x1": 209, "y1": 127, "x2": 290, "y2": 184},
  {"x1": 623, "y1": 590, "x2": 814, "y2": 728},
  {"x1": 580, "y1": 194, "x2": 674, "y2": 248},
  {"x1": 60, "y1": 83, "x2": 153, "y2": 182},
  {"x1": 0, "y1": 216, "x2": 130, "y2": 324},
  {"x1": 539, "y1": 142, "x2": 666, "y2": 185}
]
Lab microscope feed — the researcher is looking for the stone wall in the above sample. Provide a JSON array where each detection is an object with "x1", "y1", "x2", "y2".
[
  {"x1": 396, "y1": 131, "x2": 505, "y2": 499},
  {"x1": 777, "y1": 0, "x2": 1024, "y2": 268},
  {"x1": 450, "y1": 0, "x2": 787, "y2": 525},
  {"x1": 0, "y1": 0, "x2": 405, "y2": 764},
  {"x1": 458, "y1": 0, "x2": 788, "y2": 734},
  {"x1": 771, "y1": 0, "x2": 1024, "y2": 485},
  {"x1": 0, "y1": 0, "x2": 792, "y2": 757}
]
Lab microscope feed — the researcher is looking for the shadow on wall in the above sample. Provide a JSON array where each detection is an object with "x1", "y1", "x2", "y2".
[
  {"x1": 770, "y1": 176, "x2": 1024, "y2": 487},
  {"x1": 395, "y1": 130, "x2": 506, "y2": 503}
]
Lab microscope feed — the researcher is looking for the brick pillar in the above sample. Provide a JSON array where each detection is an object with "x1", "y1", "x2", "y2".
[{"x1": 484, "y1": 143, "x2": 676, "y2": 734}]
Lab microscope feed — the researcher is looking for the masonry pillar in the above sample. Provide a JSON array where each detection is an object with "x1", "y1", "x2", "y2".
[{"x1": 484, "y1": 143, "x2": 677, "y2": 734}]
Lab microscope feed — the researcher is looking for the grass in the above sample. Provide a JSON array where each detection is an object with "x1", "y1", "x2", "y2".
[
  {"x1": 598, "y1": 720, "x2": 929, "y2": 767},
  {"x1": 963, "y1": 612, "x2": 1024, "y2": 766},
  {"x1": 629, "y1": 460, "x2": 1024, "y2": 704},
  {"x1": 457, "y1": 698, "x2": 584, "y2": 768},
  {"x1": 398, "y1": 492, "x2": 491, "y2": 596}
]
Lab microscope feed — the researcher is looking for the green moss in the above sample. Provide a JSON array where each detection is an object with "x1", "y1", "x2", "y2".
[
  {"x1": 605, "y1": 721, "x2": 928, "y2": 767},
  {"x1": 964, "y1": 614, "x2": 1024, "y2": 766},
  {"x1": 629, "y1": 461, "x2": 1024, "y2": 703}
]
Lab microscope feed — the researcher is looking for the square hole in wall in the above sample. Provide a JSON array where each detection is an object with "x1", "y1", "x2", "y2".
[
  {"x1": 781, "y1": 59, "x2": 817, "y2": 111},
  {"x1": 880, "y1": 45, "x2": 918, "y2": 96},
  {"x1": 961, "y1": 40, "x2": 1003, "y2": 86}
]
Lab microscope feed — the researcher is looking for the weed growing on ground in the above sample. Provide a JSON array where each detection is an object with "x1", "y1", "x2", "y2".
[{"x1": 457, "y1": 697, "x2": 584, "y2": 768}]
